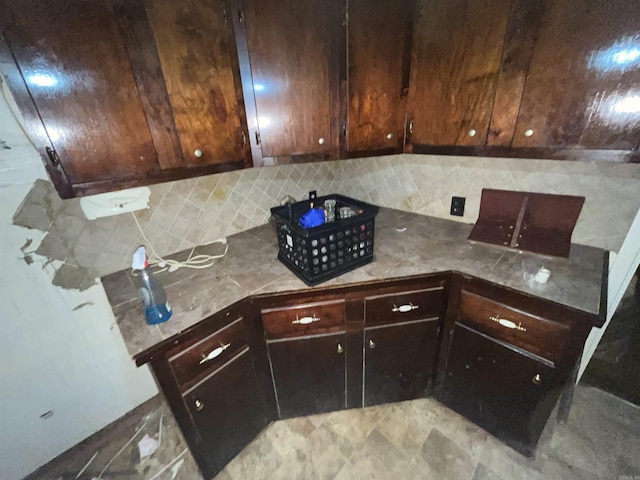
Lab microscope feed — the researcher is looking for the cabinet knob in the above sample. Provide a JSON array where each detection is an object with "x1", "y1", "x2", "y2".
[
  {"x1": 194, "y1": 149, "x2": 203, "y2": 157},
  {"x1": 195, "y1": 399, "x2": 204, "y2": 411},
  {"x1": 368, "y1": 339, "x2": 375, "y2": 349},
  {"x1": 386, "y1": 133, "x2": 394, "y2": 140},
  {"x1": 337, "y1": 343, "x2": 344, "y2": 354},
  {"x1": 523, "y1": 129, "x2": 534, "y2": 137},
  {"x1": 532, "y1": 373, "x2": 542, "y2": 385},
  {"x1": 318, "y1": 137, "x2": 325, "y2": 145},
  {"x1": 468, "y1": 129, "x2": 477, "y2": 137}
]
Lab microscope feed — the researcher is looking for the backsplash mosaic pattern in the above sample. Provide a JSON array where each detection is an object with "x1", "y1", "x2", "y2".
[{"x1": 12, "y1": 154, "x2": 640, "y2": 289}]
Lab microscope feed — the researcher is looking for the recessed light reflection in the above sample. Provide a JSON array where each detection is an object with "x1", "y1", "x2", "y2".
[
  {"x1": 613, "y1": 95, "x2": 640, "y2": 114},
  {"x1": 588, "y1": 37, "x2": 640, "y2": 73},
  {"x1": 27, "y1": 73, "x2": 58, "y2": 88}
]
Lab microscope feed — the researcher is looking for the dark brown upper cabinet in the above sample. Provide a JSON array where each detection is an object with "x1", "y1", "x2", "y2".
[
  {"x1": 1, "y1": 0, "x2": 252, "y2": 199},
  {"x1": 345, "y1": 0, "x2": 415, "y2": 156},
  {"x1": 240, "y1": 0, "x2": 342, "y2": 162},
  {"x1": 0, "y1": 0, "x2": 161, "y2": 198},
  {"x1": 139, "y1": 0, "x2": 251, "y2": 168},
  {"x1": 405, "y1": 0, "x2": 512, "y2": 147},
  {"x1": 510, "y1": 0, "x2": 640, "y2": 150}
]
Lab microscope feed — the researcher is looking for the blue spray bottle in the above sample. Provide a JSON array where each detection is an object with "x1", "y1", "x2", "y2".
[{"x1": 132, "y1": 246, "x2": 172, "y2": 324}]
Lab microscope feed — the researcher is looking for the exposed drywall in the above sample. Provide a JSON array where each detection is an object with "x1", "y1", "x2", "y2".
[{"x1": 0, "y1": 88, "x2": 158, "y2": 479}]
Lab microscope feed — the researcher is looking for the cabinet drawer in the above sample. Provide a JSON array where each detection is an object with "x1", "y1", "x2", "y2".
[
  {"x1": 262, "y1": 300, "x2": 345, "y2": 340},
  {"x1": 365, "y1": 287, "x2": 444, "y2": 325},
  {"x1": 170, "y1": 317, "x2": 248, "y2": 390},
  {"x1": 459, "y1": 290, "x2": 570, "y2": 363}
]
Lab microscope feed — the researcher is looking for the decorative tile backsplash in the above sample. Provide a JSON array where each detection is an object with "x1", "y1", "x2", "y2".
[{"x1": 12, "y1": 154, "x2": 640, "y2": 289}]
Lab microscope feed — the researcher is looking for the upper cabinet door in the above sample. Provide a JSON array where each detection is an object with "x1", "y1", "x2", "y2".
[
  {"x1": 346, "y1": 0, "x2": 415, "y2": 155},
  {"x1": 406, "y1": 0, "x2": 511, "y2": 147},
  {"x1": 142, "y1": 0, "x2": 251, "y2": 167},
  {"x1": 512, "y1": 0, "x2": 640, "y2": 149},
  {"x1": 242, "y1": 0, "x2": 337, "y2": 159},
  {"x1": 0, "y1": 0, "x2": 159, "y2": 188}
]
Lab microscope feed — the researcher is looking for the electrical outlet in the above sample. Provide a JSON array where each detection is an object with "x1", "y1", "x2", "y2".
[{"x1": 450, "y1": 196, "x2": 465, "y2": 217}]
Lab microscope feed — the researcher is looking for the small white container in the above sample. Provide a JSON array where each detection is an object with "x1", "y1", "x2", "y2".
[{"x1": 534, "y1": 267, "x2": 551, "y2": 284}]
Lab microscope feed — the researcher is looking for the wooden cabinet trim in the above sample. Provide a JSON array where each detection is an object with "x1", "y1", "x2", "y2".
[
  {"x1": 181, "y1": 346, "x2": 251, "y2": 396},
  {"x1": 455, "y1": 322, "x2": 555, "y2": 369},
  {"x1": 364, "y1": 316, "x2": 439, "y2": 331}
]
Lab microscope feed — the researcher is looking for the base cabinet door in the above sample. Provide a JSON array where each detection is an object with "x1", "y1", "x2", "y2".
[
  {"x1": 183, "y1": 350, "x2": 269, "y2": 478},
  {"x1": 268, "y1": 333, "x2": 347, "y2": 418},
  {"x1": 439, "y1": 323, "x2": 557, "y2": 455},
  {"x1": 364, "y1": 319, "x2": 439, "y2": 406}
]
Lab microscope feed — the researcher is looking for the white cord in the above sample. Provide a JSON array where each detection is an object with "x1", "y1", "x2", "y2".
[{"x1": 131, "y1": 211, "x2": 228, "y2": 273}]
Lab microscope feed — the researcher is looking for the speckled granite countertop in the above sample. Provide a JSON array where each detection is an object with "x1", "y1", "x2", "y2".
[{"x1": 102, "y1": 208, "x2": 607, "y2": 361}]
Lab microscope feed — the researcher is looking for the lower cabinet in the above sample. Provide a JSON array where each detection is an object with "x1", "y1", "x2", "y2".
[
  {"x1": 143, "y1": 273, "x2": 598, "y2": 478},
  {"x1": 439, "y1": 323, "x2": 557, "y2": 455},
  {"x1": 436, "y1": 278, "x2": 584, "y2": 456},
  {"x1": 268, "y1": 333, "x2": 347, "y2": 418},
  {"x1": 364, "y1": 319, "x2": 440, "y2": 407},
  {"x1": 182, "y1": 350, "x2": 269, "y2": 475},
  {"x1": 147, "y1": 301, "x2": 274, "y2": 479}
]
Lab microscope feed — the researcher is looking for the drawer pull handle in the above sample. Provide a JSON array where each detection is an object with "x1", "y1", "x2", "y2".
[
  {"x1": 532, "y1": 373, "x2": 542, "y2": 385},
  {"x1": 337, "y1": 343, "x2": 344, "y2": 354},
  {"x1": 199, "y1": 343, "x2": 231, "y2": 364},
  {"x1": 392, "y1": 303, "x2": 419, "y2": 313},
  {"x1": 195, "y1": 399, "x2": 204, "y2": 411},
  {"x1": 368, "y1": 339, "x2": 375, "y2": 349},
  {"x1": 489, "y1": 315, "x2": 527, "y2": 332},
  {"x1": 292, "y1": 314, "x2": 320, "y2": 325}
]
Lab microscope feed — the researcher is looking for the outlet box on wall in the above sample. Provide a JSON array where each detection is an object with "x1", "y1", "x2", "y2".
[{"x1": 450, "y1": 196, "x2": 465, "y2": 216}]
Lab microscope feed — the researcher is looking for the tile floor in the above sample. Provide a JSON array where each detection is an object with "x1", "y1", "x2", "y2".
[{"x1": 27, "y1": 384, "x2": 640, "y2": 480}]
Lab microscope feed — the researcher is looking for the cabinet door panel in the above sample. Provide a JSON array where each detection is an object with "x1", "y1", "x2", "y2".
[
  {"x1": 512, "y1": 0, "x2": 640, "y2": 149},
  {"x1": 268, "y1": 333, "x2": 346, "y2": 418},
  {"x1": 407, "y1": 0, "x2": 511, "y2": 146},
  {"x1": 144, "y1": 0, "x2": 249, "y2": 167},
  {"x1": 184, "y1": 351, "x2": 269, "y2": 477},
  {"x1": 441, "y1": 323, "x2": 557, "y2": 454},
  {"x1": 243, "y1": 0, "x2": 333, "y2": 157},
  {"x1": 347, "y1": 0, "x2": 414, "y2": 153},
  {"x1": 364, "y1": 319, "x2": 439, "y2": 406},
  {"x1": 1, "y1": 0, "x2": 158, "y2": 184}
]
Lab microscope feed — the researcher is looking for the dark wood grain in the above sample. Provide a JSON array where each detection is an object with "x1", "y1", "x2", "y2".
[
  {"x1": 459, "y1": 290, "x2": 571, "y2": 364},
  {"x1": 169, "y1": 316, "x2": 248, "y2": 391},
  {"x1": 183, "y1": 351, "x2": 270, "y2": 477},
  {"x1": 243, "y1": 0, "x2": 335, "y2": 157},
  {"x1": 143, "y1": 0, "x2": 250, "y2": 166},
  {"x1": 268, "y1": 333, "x2": 347, "y2": 418},
  {"x1": 1, "y1": 0, "x2": 160, "y2": 184},
  {"x1": 109, "y1": 0, "x2": 184, "y2": 169},
  {"x1": 0, "y1": 35, "x2": 74, "y2": 198},
  {"x1": 406, "y1": 0, "x2": 511, "y2": 146},
  {"x1": 261, "y1": 300, "x2": 346, "y2": 339},
  {"x1": 512, "y1": 0, "x2": 640, "y2": 149},
  {"x1": 364, "y1": 287, "x2": 445, "y2": 325},
  {"x1": 229, "y1": 0, "x2": 263, "y2": 167},
  {"x1": 364, "y1": 319, "x2": 439, "y2": 406},
  {"x1": 411, "y1": 144, "x2": 640, "y2": 163},
  {"x1": 347, "y1": 0, "x2": 414, "y2": 152},
  {"x1": 439, "y1": 323, "x2": 559, "y2": 456},
  {"x1": 487, "y1": 0, "x2": 547, "y2": 146}
]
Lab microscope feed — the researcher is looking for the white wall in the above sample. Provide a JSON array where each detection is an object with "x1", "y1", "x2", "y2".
[{"x1": 0, "y1": 85, "x2": 157, "y2": 480}]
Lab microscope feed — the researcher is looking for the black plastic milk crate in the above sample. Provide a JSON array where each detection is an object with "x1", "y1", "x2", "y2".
[{"x1": 271, "y1": 194, "x2": 379, "y2": 286}]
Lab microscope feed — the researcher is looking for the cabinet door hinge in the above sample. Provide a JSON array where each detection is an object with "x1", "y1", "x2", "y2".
[
  {"x1": 255, "y1": 131, "x2": 261, "y2": 145},
  {"x1": 222, "y1": 2, "x2": 227, "y2": 24},
  {"x1": 242, "y1": 131, "x2": 247, "y2": 147},
  {"x1": 238, "y1": 8, "x2": 245, "y2": 24},
  {"x1": 45, "y1": 146, "x2": 60, "y2": 166}
]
